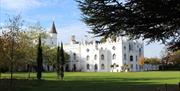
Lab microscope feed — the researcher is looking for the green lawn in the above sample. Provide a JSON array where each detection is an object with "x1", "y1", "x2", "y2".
[{"x1": 0, "y1": 71, "x2": 180, "y2": 91}]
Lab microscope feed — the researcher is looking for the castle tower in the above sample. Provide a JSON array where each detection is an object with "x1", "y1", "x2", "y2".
[
  {"x1": 47, "y1": 21, "x2": 57, "y2": 47},
  {"x1": 70, "y1": 35, "x2": 77, "y2": 44}
]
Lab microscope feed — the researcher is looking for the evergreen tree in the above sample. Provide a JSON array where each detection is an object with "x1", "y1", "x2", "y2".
[
  {"x1": 36, "y1": 36, "x2": 43, "y2": 80},
  {"x1": 77, "y1": 0, "x2": 180, "y2": 51},
  {"x1": 60, "y1": 42, "x2": 65, "y2": 80},
  {"x1": 56, "y1": 45, "x2": 60, "y2": 79}
]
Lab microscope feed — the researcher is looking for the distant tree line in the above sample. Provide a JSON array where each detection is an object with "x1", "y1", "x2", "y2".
[{"x1": 142, "y1": 50, "x2": 180, "y2": 71}]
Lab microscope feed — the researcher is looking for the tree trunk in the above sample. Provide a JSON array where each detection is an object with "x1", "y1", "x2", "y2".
[
  {"x1": 28, "y1": 66, "x2": 31, "y2": 79},
  {"x1": 60, "y1": 66, "x2": 64, "y2": 80},
  {"x1": 28, "y1": 71, "x2": 31, "y2": 79},
  {"x1": 10, "y1": 62, "x2": 13, "y2": 86}
]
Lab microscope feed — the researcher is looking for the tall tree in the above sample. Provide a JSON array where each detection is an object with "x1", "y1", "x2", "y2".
[
  {"x1": 56, "y1": 45, "x2": 60, "y2": 79},
  {"x1": 60, "y1": 43, "x2": 65, "y2": 80},
  {"x1": 36, "y1": 36, "x2": 43, "y2": 80},
  {"x1": 77, "y1": 0, "x2": 180, "y2": 51},
  {"x1": 0, "y1": 15, "x2": 24, "y2": 82}
]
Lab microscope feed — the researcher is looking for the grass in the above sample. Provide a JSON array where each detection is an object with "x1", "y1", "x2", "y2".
[{"x1": 0, "y1": 71, "x2": 180, "y2": 91}]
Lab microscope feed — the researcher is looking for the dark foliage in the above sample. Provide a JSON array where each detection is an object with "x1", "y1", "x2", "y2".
[
  {"x1": 56, "y1": 46, "x2": 60, "y2": 79},
  {"x1": 60, "y1": 43, "x2": 65, "y2": 80},
  {"x1": 77, "y1": 0, "x2": 180, "y2": 50},
  {"x1": 36, "y1": 36, "x2": 43, "y2": 80}
]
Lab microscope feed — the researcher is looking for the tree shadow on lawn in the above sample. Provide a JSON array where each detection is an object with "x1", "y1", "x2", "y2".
[
  {"x1": 44, "y1": 75, "x2": 178, "y2": 80},
  {"x1": 0, "y1": 78, "x2": 179, "y2": 91}
]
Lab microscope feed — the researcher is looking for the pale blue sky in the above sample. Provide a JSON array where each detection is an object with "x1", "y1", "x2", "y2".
[{"x1": 0, "y1": 0, "x2": 164, "y2": 58}]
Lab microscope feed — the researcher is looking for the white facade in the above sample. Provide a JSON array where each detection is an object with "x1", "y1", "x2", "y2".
[
  {"x1": 63, "y1": 36, "x2": 144, "y2": 72},
  {"x1": 45, "y1": 33, "x2": 57, "y2": 47},
  {"x1": 46, "y1": 22, "x2": 145, "y2": 72}
]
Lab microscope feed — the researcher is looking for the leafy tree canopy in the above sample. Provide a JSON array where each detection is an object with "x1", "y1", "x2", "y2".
[{"x1": 77, "y1": 0, "x2": 180, "y2": 51}]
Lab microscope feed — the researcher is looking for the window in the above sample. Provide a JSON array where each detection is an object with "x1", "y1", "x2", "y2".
[
  {"x1": 129, "y1": 43, "x2": 133, "y2": 52},
  {"x1": 73, "y1": 53, "x2": 76, "y2": 60},
  {"x1": 112, "y1": 46, "x2": 116, "y2": 50},
  {"x1": 124, "y1": 46, "x2": 126, "y2": 50},
  {"x1": 130, "y1": 64, "x2": 133, "y2": 69},
  {"x1": 94, "y1": 54, "x2": 97, "y2": 60},
  {"x1": 86, "y1": 48, "x2": 89, "y2": 52},
  {"x1": 100, "y1": 47, "x2": 103, "y2": 50},
  {"x1": 101, "y1": 54, "x2": 104, "y2": 60},
  {"x1": 130, "y1": 55, "x2": 133, "y2": 61},
  {"x1": 129, "y1": 44, "x2": 131, "y2": 51},
  {"x1": 139, "y1": 48, "x2": 142, "y2": 56},
  {"x1": 112, "y1": 54, "x2": 116, "y2": 60},
  {"x1": 73, "y1": 64, "x2": 76, "y2": 71},
  {"x1": 87, "y1": 64, "x2": 90, "y2": 70},
  {"x1": 101, "y1": 64, "x2": 105, "y2": 70},
  {"x1": 86, "y1": 55, "x2": 90, "y2": 61},
  {"x1": 95, "y1": 45, "x2": 98, "y2": 50},
  {"x1": 124, "y1": 54, "x2": 126, "y2": 60},
  {"x1": 136, "y1": 64, "x2": 138, "y2": 70},
  {"x1": 94, "y1": 64, "x2": 98, "y2": 71},
  {"x1": 136, "y1": 56, "x2": 138, "y2": 61}
]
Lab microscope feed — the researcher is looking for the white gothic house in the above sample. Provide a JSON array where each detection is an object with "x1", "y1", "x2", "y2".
[{"x1": 45, "y1": 22, "x2": 144, "y2": 72}]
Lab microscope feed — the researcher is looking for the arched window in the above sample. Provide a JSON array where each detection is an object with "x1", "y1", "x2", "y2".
[
  {"x1": 130, "y1": 55, "x2": 133, "y2": 61},
  {"x1": 130, "y1": 64, "x2": 133, "y2": 69},
  {"x1": 124, "y1": 54, "x2": 126, "y2": 60},
  {"x1": 94, "y1": 54, "x2": 97, "y2": 60},
  {"x1": 101, "y1": 54, "x2": 104, "y2": 60},
  {"x1": 86, "y1": 48, "x2": 89, "y2": 52},
  {"x1": 87, "y1": 64, "x2": 90, "y2": 70},
  {"x1": 94, "y1": 64, "x2": 98, "y2": 71},
  {"x1": 101, "y1": 64, "x2": 105, "y2": 70},
  {"x1": 112, "y1": 54, "x2": 116, "y2": 60},
  {"x1": 112, "y1": 46, "x2": 116, "y2": 50},
  {"x1": 86, "y1": 55, "x2": 90, "y2": 61},
  {"x1": 73, "y1": 64, "x2": 76, "y2": 71},
  {"x1": 129, "y1": 43, "x2": 133, "y2": 52},
  {"x1": 73, "y1": 53, "x2": 76, "y2": 60},
  {"x1": 139, "y1": 48, "x2": 142, "y2": 56},
  {"x1": 129, "y1": 44, "x2": 131, "y2": 51},
  {"x1": 124, "y1": 46, "x2": 126, "y2": 50}
]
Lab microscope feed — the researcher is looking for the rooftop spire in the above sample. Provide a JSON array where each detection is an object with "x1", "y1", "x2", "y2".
[{"x1": 49, "y1": 21, "x2": 57, "y2": 34}]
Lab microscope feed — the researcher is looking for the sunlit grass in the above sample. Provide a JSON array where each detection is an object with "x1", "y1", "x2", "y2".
[{"x1": 0, "y1": 71, "x2": 179, "y2": 91}]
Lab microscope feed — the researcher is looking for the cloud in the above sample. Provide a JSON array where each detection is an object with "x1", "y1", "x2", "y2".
[
  {"x1": 1, "y1": 0, "x2": 42, "y2": 11},
  {"x1": 0, "y1": 0, "x2": 67, "y2": 12}
]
